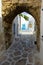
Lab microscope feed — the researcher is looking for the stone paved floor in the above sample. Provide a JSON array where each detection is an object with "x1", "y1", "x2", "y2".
[{"x1": 0, "y1": 37, "x2": 41, "y2": 65}]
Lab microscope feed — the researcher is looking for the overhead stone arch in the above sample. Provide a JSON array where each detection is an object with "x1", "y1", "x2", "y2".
[{"x1": 2, "y1": 1, "x2": 41, "y2": 51}]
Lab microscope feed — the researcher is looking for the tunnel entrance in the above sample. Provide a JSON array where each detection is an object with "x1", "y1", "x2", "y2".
[
  {"x1": 3, "y1": 4, "x2": 41, "y2": 51},
  {"x1": 12, "y1": 12, "x2": 37, "y2": 48}
]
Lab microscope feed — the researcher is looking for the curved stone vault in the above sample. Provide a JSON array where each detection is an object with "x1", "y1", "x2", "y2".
[
  {"x1": 0, "y1": 0, "x2": 42, "y2": 65},
  {"x1": 0, "y1": 0, "x2": 41, "y2": 65},
  {"x1": 2, "y1": 0, "x2": 41, "y2": 51}
]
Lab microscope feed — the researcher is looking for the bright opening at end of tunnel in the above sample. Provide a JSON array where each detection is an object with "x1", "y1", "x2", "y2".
[{"x1": 18, "y1": 12, "x2": 36, "y2": 35}]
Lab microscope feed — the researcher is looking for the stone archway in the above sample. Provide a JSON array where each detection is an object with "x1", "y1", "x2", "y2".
[
  {"x1": 12, "y1": 12, "x2": 36, "y2": 36},
  {"x1": 2, "y1": 1, "x2": 41, "y2": 51}
]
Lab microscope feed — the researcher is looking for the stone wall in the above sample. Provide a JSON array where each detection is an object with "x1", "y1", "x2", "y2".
[
  {"x1": 2, "y1": 0, "x2": 41, "y2": 51},
  {"x1": 0, "y1": 0, "x2": 5, "y2": 54},
  {"x1": 0, "y1": 17, "x2": 5, "y2": 55}
]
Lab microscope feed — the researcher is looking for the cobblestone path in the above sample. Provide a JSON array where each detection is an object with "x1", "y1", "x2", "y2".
[{"x1": 0, "y1": 37, "x2": 41, "y2": 65}]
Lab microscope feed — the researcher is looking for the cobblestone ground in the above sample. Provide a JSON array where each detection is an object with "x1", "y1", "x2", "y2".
[{"x1": 0, "y1": 37, "x2": 41, "y2": 65}]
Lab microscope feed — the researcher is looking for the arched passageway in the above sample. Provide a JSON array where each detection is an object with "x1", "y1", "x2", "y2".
[
  {"x1": 12, "y1": 12, "x2": 36, "y2": 43},
  {"x1": 0, "y1": 12, "x2": 40, "y2": 65},
  {"x1": 3, "y1": 4, "x2": 41, "y2": 51},
  {"x1": 0, "y1": 0, "x2": 41, "y2": 65},
  {"x1": 2, "y1": 1, "x2": 41, "y2": 50}
]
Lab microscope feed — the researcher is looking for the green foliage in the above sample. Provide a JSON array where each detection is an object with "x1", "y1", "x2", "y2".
[
  {"x1": 19, "y1": 14, "x2": 29, "y2": 21},
  {"x1": 19, "y1": 14, "x2": 23, "y2": 17},
  {"x1": 24, "y1": 15, "x2": 29, "y2": 21}
]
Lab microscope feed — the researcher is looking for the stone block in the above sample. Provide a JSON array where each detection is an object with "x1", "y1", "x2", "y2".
[
  {"x1": 14, "y1": 50, "x2": 21, "y2": 56},
  {"x1": 28, "y1": 53, "x2": 33, "y2": 63},
  {"x1": 18, "y1": 0, "x2": 23, "y2": 4},
  {"x1": 15, "y1": 59, "x2": 26, "y2": 65},
  {"x1": 0, "y1": 56, "x2": 7, "y2": 63},
  {"x1": 29, "y1": 57, "x2": 33, "y2": 63},
  {"x1": 12, "y1": 0, "x2": 18, "y2": 3},
  {"x1": 2, "y1": 61, "x2": 10, "y2": 65},
  {"x1": 24, "y1": 0, "x2": 33, "y2": 4},
  {"x1": 13, "y1": 56, "x2": 21, "y2": 61},
  {"x1": 11, "y1": 61, "x2": 15, "y2": 65}
]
